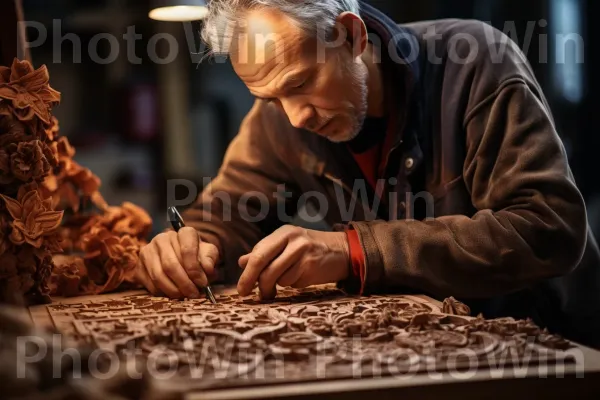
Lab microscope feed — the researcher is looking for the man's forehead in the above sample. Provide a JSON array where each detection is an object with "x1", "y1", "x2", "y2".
[{"x1": 230, "y1": 9, "x2": 317, "y2": 75}]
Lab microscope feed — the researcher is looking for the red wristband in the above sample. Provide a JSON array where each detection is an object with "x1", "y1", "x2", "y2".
[{"x1": 346, "y1": 229, "x2": 366, "y2": 295}]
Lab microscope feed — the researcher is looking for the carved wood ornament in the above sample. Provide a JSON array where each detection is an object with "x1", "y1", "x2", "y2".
[
  {"x1": 0, "y1": 59, "x2": 151, "y2": 303},
  {"x1": 45, "y1": 286, "x2": 575, "y2": 390}
]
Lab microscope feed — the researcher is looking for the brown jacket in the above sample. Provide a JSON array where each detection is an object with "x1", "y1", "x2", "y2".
[{"x1": 184, "y1": 5, "x2": 600, "y2": 347}]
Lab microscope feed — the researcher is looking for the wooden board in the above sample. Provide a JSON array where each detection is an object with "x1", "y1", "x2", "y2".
[{"x1": 29, "y1": 285, "x2": 600, "y2": 399}]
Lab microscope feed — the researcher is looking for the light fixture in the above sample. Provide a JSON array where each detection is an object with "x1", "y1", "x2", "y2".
[{"x1": 149, "y1": 0, "x2": 208, "y2": 22}]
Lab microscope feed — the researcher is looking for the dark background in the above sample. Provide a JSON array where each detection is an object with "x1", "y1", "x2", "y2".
[{"x1": 8, "y1": 0, "x2": 599, "y2": 235}]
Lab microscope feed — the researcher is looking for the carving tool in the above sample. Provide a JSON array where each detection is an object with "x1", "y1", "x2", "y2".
[{"x1": 167, "y1": 206, "x2": 218, "y2": 304}]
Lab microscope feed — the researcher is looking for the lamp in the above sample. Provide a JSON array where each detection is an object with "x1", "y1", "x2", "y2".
[{"x1": 149, "y1": 0, "x2": 208, "y2": 21}]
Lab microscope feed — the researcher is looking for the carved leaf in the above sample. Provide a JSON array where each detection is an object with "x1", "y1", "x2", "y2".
[
  {"x1": 0, "y1": 194, "x2": 22, "y2": 220},
  {"x1": 36, "y1": 210, "x2": 64, "y2": 231}
]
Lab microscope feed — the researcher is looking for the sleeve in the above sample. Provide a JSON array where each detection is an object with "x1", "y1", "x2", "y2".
[
  {"x1": 348, "y1": 81, "x2": 588, "y2": 298},
  {"x1": 182, "y1": 101, "x2": 300, "y2": 283},
  {"x1": 346, "y1": 228, "x2": 366, "y2": 295}
]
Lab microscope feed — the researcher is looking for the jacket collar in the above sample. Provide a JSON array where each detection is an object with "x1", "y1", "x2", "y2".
[
  {"x1": 360, "y1": 2, "x2": 421, "y2": 93},
  {"x1": 302, "y1": 3, "x2": 425, "y2": 193},
  {"x1": 359, "y1": 2, "x2": 423, "y2": 157}
]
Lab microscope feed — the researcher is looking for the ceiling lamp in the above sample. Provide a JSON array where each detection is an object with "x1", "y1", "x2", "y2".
[{"x1": 149, "y1": 0, "x2": 208, "y2": 22}]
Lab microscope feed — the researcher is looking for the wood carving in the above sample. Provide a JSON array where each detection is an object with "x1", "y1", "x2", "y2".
[
  {"x1": 0, "y1": 59, "x2": 151, "y2": 303},
  {"x1": 43, "y1": 285, "x2": 576, "y2": 391}
]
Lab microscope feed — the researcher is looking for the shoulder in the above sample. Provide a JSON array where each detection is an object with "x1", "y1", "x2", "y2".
[
  {"x1": 402, "y1": 19, "x2": 546, "y2": 120},
  {"x1": 405, "y1": 18, "x2": 536, "y2": 81}
]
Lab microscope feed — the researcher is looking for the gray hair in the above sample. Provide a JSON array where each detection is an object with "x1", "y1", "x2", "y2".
[{"x1": 201, "y1": 0, "x2": 360, "y2": 55}]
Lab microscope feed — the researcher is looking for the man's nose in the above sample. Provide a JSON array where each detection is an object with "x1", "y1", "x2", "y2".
[{"x1": 281, "y1": 98, "x2": 314, "y2": 129}]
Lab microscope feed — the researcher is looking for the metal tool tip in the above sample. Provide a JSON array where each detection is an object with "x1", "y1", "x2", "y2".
[
  {"x1": 205, "y1": 286, "x2": 218, "y2": 304},
  {"x1": 167, "y1": 206, "x2": 182, "y2": 222}
]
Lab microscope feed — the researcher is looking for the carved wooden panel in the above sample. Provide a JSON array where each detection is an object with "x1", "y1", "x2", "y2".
[{"x1": 32, "y1": 285, "x2": 578, "y2": 391}]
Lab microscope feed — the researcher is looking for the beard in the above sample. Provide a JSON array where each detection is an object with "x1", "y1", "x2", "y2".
[{"x1": 325, "y1": 63, "x2": 369, "y2": 144}]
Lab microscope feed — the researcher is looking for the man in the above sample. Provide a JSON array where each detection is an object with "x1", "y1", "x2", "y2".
[{"x1": 135, "y1": 0, "x2": 600, "y2": 347}]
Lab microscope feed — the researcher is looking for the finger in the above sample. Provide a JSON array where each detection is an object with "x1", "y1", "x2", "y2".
[
  {"x1": 258, "y1": 243, "x2": 305, "y2": 299},
  {"x1": 172, "y1": 227, "x2": 208, "y2": 287},
  {"x1": 238, "y1": 254, "x2": 250, "y2": 269},
  {"x1": 237, "y1": 232, "x2": 290, "y2": 296},
  {"x1": 158, "y1": 233, "x2": 202, "y2": 298},
  {"x1": 141, "y1": 242, "x2": 182, "y2": 298},
  {"x1": 277, "y1": 260, "x2": 304, "y2": 288},
  {"x1": 291, "y1": 276, "x2": 311, "y2": 289},
  {"x1": 135, "y1": 260, "x2": 158, "y2": 295},
  {"x1": 290, "y1": 261, "x2": 319, "y2": 289},
  {"x1": 177, "y1": 227, "x2": 206, "y2": 288},
  {"x1": 199, "y1": 242, "x2": 219, "y2": 283}
]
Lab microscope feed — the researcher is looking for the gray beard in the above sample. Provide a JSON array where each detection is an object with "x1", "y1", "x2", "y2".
[
  {"x1": 327, "y1": 91, "x2": 368, "y2": 143},
  {"x1": 324, "y1": 60, "x2": 370, "y2": 143}
]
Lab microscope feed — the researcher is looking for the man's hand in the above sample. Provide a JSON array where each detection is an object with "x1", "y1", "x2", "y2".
[
  {"x1": 135, "y1": 227, "x2": 220, "y2": 298},
  {"x1": 237, "y1": 225, "x2": 350, "y2": 299}
]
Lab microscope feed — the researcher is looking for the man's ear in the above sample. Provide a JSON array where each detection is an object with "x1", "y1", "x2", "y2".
[{"x1": 335, "y1": 12, "x2": 368, "y2": 58}]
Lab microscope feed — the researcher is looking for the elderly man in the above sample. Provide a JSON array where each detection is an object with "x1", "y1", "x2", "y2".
[{"x1": 135, "y1": 0, "x2": 600, "y2": 347}]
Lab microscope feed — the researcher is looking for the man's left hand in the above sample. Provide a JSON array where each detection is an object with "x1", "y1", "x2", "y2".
[{"x1": 237, "y1": 225, "x2": 351, "y2": 299}]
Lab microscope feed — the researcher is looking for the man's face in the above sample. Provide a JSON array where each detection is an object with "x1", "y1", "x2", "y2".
[{"x1": 230, "y1": 9, "x2": 368, "y2": 143}]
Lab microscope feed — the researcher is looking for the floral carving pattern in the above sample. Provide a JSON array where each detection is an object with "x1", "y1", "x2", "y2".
[
  {"x1": 0, "y1": 58, "x2": 151, "y2": 302},
  {"x1": 45, "y1": 287, "x2": 575, "y2": 389},
  {"x1": 1, "y1": 189, "x2": 63, "y2": 248},
  {"x1": 0, "y1": 59, "x2": 60, "y2": 124}
]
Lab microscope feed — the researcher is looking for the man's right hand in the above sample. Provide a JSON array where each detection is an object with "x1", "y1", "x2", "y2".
[{"x1": 135, "y1": 227, "x2": 220, "y2": 298}]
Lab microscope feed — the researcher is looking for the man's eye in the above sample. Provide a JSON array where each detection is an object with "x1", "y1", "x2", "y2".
[{"x1": 295, "y1": 78, "x2": 311, "y2": 90}]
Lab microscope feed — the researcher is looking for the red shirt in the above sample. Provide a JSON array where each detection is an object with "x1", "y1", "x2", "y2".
[{"x1": 345, "y1": 116, "x2": 396, "y2": 295}]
